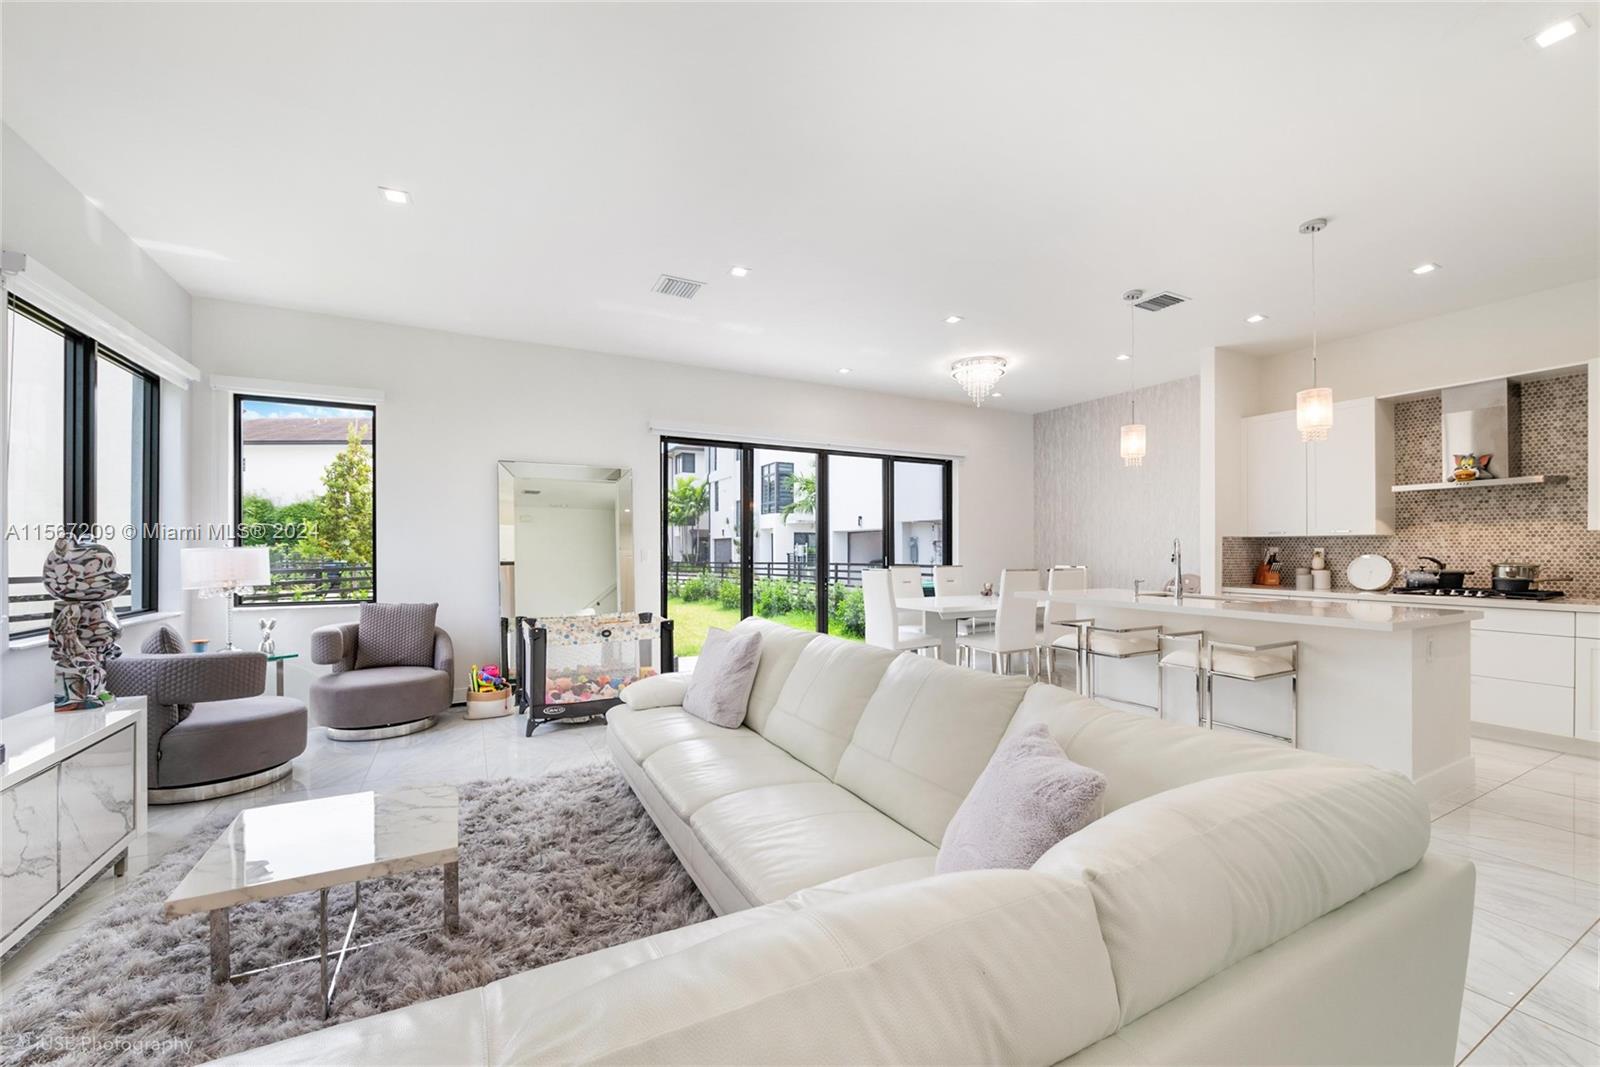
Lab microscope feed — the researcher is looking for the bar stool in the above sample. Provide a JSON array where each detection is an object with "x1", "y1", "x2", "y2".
[
  {"x1": 1204, "y1": 640, "x2": 1300, "y2": 746},
  {"x1": 1080, "y1": 623, "x2": 1164, "y2": 711},
  {"x1": 1155, "y1": 629, "x2": 1208, "y2": 725}
]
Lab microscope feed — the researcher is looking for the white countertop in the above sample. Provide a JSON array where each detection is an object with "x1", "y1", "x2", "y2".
[
  {"x1": 1224, "y1": 586, "x2": 1600, "y2": 615},
  {"x1": 0, "y1": 699, "x2": 145, "y2": 790},
  {"x1": 1028, "y1": 587, "x2": 1479, "y2": 632}
]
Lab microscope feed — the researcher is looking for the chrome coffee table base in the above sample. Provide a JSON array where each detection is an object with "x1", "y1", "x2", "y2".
[{"x1": 207, "y1": 861, "x2": 460, "y2": 1018}]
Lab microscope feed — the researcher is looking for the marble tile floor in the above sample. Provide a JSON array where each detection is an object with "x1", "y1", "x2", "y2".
[{"x1": 0, "y1": 717, "x2": 1594, "y2": 1066}]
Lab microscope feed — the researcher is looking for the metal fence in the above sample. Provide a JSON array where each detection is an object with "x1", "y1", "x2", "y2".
[
  {"x1": 236, "y1": 559, "x2": 375, "y2": 605},
  {"x1": 665, "y1": 561, "x2": 934, "y2": 592}
]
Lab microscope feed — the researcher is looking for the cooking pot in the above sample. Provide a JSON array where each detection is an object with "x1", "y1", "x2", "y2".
[
  {"x1": 1403, "y1": 556, "x2": 1471, "y2": 590},
  {"x1": 1491, "y1": 562, "x2": 1540, "y2": 593}
]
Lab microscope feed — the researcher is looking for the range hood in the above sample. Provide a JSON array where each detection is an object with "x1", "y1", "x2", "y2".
[{"x1": 1392, "y1": 378, "x2": 1567, "y2": 492}]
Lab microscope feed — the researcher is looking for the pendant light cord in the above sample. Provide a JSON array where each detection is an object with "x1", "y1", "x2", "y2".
[
  {"x1": 1310, "y1": 229, "x2": 1319, "y2": 388},
  {"x1": 1128, "y1": 303, "x2": 1137, "y2": 423}
]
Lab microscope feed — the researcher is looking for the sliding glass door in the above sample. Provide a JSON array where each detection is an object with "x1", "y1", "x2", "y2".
[{"x1": 661, "y1": 437, "x2": 952, "y2": 653}]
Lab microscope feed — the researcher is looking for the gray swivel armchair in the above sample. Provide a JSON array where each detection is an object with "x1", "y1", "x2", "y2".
[
  {"x1": 309, "y1": 619, "x2": 454, "y2": 740},
  {"x1": 106, "y1": 626, "x2": 308, "y2": 804}
]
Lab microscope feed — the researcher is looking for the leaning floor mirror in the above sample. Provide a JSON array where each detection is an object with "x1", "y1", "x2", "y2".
[{"x1": 498, "y1": 461, "x2": 635, "y2": 626}]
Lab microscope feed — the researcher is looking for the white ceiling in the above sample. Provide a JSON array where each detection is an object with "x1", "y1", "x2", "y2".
[{"x1": 4, "y1": 2, "x2": 1596, "y2": 413}]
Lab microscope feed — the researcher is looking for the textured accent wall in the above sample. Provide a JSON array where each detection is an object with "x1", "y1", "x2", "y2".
[
  {"x1": 1223, "y1": 370, "x2": 1599, "y2": 597},
  {"x1": 1035, "y1": 376, "x2": 1201, "y2": 588}
]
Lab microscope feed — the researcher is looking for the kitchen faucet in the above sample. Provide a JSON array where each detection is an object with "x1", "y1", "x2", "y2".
[{"x1": 1171, "y1": 538, "x2": 1184, "y2": 604}]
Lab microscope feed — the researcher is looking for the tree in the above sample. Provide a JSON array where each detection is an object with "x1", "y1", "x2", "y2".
[
  {"x1": 783, "y1": 471, "x2": 817, "y2": 519},
  {"x1": 306, "y1": 423, "x2": 374, "y2": 565},
  {"x1": 666, "y1": 474, "x2": 710, "y2": 529}
]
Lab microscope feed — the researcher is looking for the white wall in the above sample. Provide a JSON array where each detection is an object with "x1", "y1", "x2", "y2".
[
  {"x1": 1033, "y1": 375, "x2": 1201, "y2": 590},
  {"x1": 1252, "y1": 280, "x2": 1599, "y2": 414},
  {"x1": 240, "y1": 442, "x2": 343, "y2": 506},
  {"x1": 187, "y1": 298, "x2": 1035, "y2": 702},
  {"x1": 2, "y1": 128, "x2": 193, "y2": 714},
  {"x1": 1199, "y1": 348, "x2": 1258, "y2": 592}
]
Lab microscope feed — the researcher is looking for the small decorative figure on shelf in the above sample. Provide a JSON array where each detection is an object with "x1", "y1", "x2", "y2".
[
  {"x1": 42, "y1": 533, "x2": 129, "y2": 711},
  {"x1": 258, "y1": 618, "x2": 277, "y2": 655}
]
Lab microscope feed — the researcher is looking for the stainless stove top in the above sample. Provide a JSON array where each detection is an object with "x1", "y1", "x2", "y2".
[{"x1": 1390, "y1": 586, "x2": 1566, "y2": 601}]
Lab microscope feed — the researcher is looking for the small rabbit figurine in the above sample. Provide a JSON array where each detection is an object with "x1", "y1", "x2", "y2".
[{"x1": 258, "y1": 618, "x2": 277, "y2": 656}]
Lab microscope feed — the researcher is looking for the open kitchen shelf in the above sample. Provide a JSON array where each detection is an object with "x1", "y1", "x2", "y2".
[{"x1": 1391, "y1": 474, "x2": 1568, "y2": 493}]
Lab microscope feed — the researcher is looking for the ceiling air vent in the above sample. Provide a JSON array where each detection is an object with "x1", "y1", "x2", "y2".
[
  {"x1": 652, "y1": 274, "x2": 705, "y2": 299},
  {"x1": 1133, "y1": 291, "x2": 1189, "y2": 312}
]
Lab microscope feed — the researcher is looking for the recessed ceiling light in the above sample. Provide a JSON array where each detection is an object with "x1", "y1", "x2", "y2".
[
  {"x1": 729, "y1": 265, "x2": 751, "y2": 278},
  {"x1": 944, "y1": 315, "x2": 963, "y2": 325},
  {"x1": 1411, "y1": 262, "x2": 1440, "y2": 275},
  {"x1": 837, "y1": 368, "x2": 851, "y2": 375},
  {"x1": 379, "y1": 187, "x2": 410, "y2": 205},
  {"x1": 1533, "y1": 14, "x2": 1586, "y2": 48},
  {"x1": 1245, "y1": 313, "x2": 1268, "y2": 324},
  {"x1": 1115, "y1": 353, "x2": 1131, "y2": 361}
]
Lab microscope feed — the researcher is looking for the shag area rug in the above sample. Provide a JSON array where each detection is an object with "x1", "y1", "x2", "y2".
[{"x1": 1, "y1": 764, "x2": 714, "y2": 1067}]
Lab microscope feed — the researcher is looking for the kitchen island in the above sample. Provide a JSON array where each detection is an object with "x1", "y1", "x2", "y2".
[{"x1": 1030, "y1": 587, "x2": 1478, "y2": 796}]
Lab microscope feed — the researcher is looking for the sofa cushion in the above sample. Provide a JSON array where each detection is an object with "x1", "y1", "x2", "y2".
[
  {"x1": 1007, "y1": 683, "x2": 1348, "y2": 813},
  {"x1": 618, "y1": 672, "x2": 692, "y2": 711},
  {"x1": 758, "y1": 634, "x2": 898, "y2": 776},
  {"x1": 157, "y1": 695, "x2": 307, "y2": 789},
  {"x1": 732, "y1": 617, "x2": 820, "y2": 735},
  {"x1": 834, "y1": 654, "x2": 1030, "y2": 844},
  {"x1": 354, "y1": 602, "x2": 438, "y2": 669},
  {"x1": 1031, "y1": 766, "x2": 1431, "y2": 1027},
  {"x1": 606, "y1": 704, "x2": 727, "y2": 764},
  {"x1": 936, "y1": 723, "x2": 1105, "y2": 875},
  {"x1": 682, "y1": 627, "x2": 761, "y2": 728},
  {"x1": 141, "y1": 625, "x2": 184, "y2": 655},
  {"x1": 691, "y1": 782, "x2": 935, "y2": 904},
  {"x1": 310, "y1": 665, "x2": 449, "y2": 729},
  {"x1": 641, "y1": 731, "x2": 826, "y2": 821},
  {"x1": 482, "y1": 870, "x2": 1121, "y2": 1065}
]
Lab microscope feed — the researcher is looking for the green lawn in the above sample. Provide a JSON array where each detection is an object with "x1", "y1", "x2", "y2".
[{"x1": 665, "y1": 598, "x2": 858, "y2": 656}]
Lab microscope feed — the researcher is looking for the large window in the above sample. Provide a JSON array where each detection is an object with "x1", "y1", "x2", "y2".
[
  {"x1": 5, "y1": 298, "x2": 159, "y2": 638},
  {"x1": 234, "y1": 395, "x2": 375, "y2": 605},
  {"x1": 662, "y1": 437, "x2": 952, "y2": 653}
]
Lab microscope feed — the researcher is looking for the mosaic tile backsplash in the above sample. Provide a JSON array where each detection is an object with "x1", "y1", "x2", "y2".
[{"x1": 1222, "y1": 370, "x2": 1600, "y2": 598}]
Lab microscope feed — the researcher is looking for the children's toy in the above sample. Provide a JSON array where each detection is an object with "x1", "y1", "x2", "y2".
[{"x1": 516, "y1": 613, "x2": 674, "y2": 734}]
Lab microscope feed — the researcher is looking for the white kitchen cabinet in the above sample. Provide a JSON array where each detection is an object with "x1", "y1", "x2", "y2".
[
  {"x1": 1308, "y1": 398, "x2": 1395, "y2": 536},
  {"x1": 1242, "y1": 410, "x2": 1307, "y2": 537},
  {"x1": 1471, "y1": 676, "x2": 1576, "y2": 736},
  {"x1": 1470, "y1": 630, "x2": 1575, "y2": 686},
  {"x1": 1577, "y1": 638, "x2": 1599, "y2": 742},
  {"x1": 1241, "y1": 399, "x2": 1392, "y2": 537}
]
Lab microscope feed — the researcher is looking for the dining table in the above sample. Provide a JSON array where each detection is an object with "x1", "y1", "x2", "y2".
[{"x1": 894, "y1": 592, "x2": 1044, "y2": 663}]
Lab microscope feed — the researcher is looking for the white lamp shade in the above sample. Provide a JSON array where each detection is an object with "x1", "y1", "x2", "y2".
[
  {"x1": 1296, "y1": 386, "x2": 1334, "y2": 441},
  {"x1": 182, "y1": 546, "x2": 271, "y2": 590},
  {"x1": 1120, "y1": 423, "x2": 1147, "y2": 467}
]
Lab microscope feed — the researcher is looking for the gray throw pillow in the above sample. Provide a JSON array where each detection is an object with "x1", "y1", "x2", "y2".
[
  {"x1": 936, "y1": 723, "x2": 1106, "y2": 875},
  {"x1": 354, "y1": 602, "x2": 439, "y2": 669},
  {"x1": 141, "y1": 625, "x2": 184, "y2": 655},
  {"x1": 681, "y1": 627, "x2": 760, "y2": 728}
]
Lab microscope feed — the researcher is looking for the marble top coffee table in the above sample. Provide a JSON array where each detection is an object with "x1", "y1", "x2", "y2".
[{"x1": 165, "y1": 785, "x2": 459, "y2": 1016}]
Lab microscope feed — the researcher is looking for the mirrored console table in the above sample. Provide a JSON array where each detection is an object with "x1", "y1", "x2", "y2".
[{"x1": 1, "y1": 698, "x2": 147, "y2": 955}]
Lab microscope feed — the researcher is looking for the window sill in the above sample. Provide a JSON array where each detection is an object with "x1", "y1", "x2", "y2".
[{"x1": 5, "y1": 610, "x2": 183, "y2": 653}]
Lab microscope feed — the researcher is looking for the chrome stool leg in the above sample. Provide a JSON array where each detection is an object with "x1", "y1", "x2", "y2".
[
  {"x1": 1203, "y1": 640, "x2": 1300, "y2": 746},
  {"x1": 1156, "y1": 630, "x2": 1206, "y2": 726}
]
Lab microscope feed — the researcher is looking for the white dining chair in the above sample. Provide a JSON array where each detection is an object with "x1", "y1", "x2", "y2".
[
  {"x1": 889, "y1": 565, "x2": 925, "y2": 626},
  {"x1": 956, "y1": 568, "x2": 1041, "y2": 677},
  {"x1": 863, "y1": 569, "x2": 942, "y2": 656},
  {"x1": 932, "y1": 565, "x2": 973, "y2": 596},
  {"x1": 1039, "y1": 565, "x2": 1092, "y2": 686}
]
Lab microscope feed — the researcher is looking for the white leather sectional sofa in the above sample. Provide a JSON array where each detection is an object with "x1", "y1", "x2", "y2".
[{"x1": 218, "y1": 618, "x2": 1474, "y2": 1066}]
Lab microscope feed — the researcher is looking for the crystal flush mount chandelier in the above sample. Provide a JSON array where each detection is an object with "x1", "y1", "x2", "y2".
[{"x1": 951, "y1": 355, "x2": 1007, "y2": 406}]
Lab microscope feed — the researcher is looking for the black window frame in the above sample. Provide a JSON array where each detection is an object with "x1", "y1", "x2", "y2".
[
  {"x1": 660, "y1": 435, "x2": 953, "y2": 635},
  {"x1": 5, "y1": 296, "x2": 161, "y2": 638},
  {"x1": 231, "y1": 393, "x2": 378, "y2": 607}
]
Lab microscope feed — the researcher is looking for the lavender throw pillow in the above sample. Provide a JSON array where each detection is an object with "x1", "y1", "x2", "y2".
[
  {"x1": 681, "y1": 627, "x2": 760, "y2": 728},
  {"x1": 936, "y1": 723, "x2": 1107, "y2": 875}
]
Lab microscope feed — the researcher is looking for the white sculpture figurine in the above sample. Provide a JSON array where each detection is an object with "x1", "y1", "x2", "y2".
[{"x1": 258, "y1": 618, "x2": 277, "y2": 656}]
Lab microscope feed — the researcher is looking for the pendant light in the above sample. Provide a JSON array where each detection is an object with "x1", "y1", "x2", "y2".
[
  {"x1": 1119, "y1": 289, "x2": 1146, "y2": 467},
  {"x1": 1296, "y1": 217, "x2": 1333, "y2": 442}
]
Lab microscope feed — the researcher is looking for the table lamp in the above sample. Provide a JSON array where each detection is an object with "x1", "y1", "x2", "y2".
[{"x1": 182, "y1": 547, "x2": 271, "y2": 650}]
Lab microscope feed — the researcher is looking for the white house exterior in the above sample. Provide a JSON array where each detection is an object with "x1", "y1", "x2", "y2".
[{"x1": 240, "y1": 416, "x2": 373, "y2": 506}]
